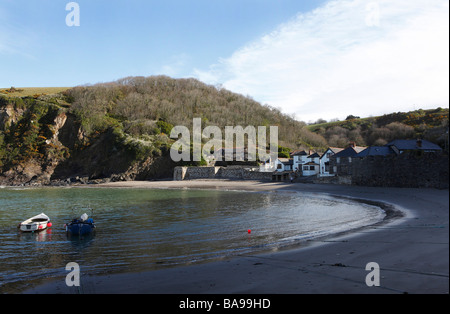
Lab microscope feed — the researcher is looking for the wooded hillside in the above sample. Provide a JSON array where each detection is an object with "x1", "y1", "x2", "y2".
[
  {"x1": 1, "y1": 76, "x2": 448, "y2": 185},
  {"x1": 308, "y1": 108, "x2": 449, "y2": 150},
  {"x1": 66, "y1": 76, "x2": 327, "y2": 150}
]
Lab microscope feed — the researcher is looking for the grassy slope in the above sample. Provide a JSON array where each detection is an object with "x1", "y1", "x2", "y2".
[{"x1": 0, "y1": 87, "x2": 70, "y2": 98}]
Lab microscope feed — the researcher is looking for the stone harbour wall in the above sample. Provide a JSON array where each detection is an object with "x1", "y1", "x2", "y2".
[
  {"x1": 351, "y1": 153, "x2": 449, "y2": 189},
  {"x1": 174, "y1": 153, "x2": 449, "y2": 189},
  {"x1": 312, "y1": 175, "x2": 352, "y2": 185},
  {"x1": 174, "y1": 166, "x2": 273, "y2": 181}
]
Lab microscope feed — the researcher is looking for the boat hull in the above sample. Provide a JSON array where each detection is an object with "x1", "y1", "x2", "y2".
[
  {"x1": 66, "y1": 222, "x2": 95, "y2": 236},
  {"x1": 20, "y1": 222, "x2": 48, "y2": 232},
  {"x1": 19, "y1": 213, "x2": 51, "y2": 233}
]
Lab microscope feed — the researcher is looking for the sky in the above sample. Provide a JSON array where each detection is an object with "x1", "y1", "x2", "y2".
[{"x1": 0, "y1": 0, "x2": 448, "y2": 122}]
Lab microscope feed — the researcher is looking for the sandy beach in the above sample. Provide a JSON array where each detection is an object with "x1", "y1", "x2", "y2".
[{"x1": 24, "y1": 180, "x2": 449, "y2": 294}]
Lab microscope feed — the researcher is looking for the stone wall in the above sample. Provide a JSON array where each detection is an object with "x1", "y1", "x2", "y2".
[
  {"x1": 174, "y1": 153, "x2": 449, "y2": 189},
  {"x1": 312, "y1": 175, "x2": 352, "y2": 185},
  {"x1": 329, "y1": 156, "x2": 353, "y2": 176},
  {"x1": 217, "y1": 166, "x2": 243, "y2": 179},
  {"x1": 351, "y1": 153, "x2": 449, "y2": 189},
  {"x1": 184, "y1": 167, "x2": 219, "y2": 180},
  {"x1": 174, "y1": 166, "x2": 273, "y2": 181},
  {"x1": 241, "y1": 169, "x2": 276, "y2": 181}
]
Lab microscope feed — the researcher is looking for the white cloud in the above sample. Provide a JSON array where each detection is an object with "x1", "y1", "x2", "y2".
[{"x1": 194, "y1": 0, "x2": 449, "y2": 122}]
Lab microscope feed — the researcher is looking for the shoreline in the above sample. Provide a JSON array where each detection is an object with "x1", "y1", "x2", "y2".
[{"x1": 22, "y1": 180, "x2": 449, "y2": 294}]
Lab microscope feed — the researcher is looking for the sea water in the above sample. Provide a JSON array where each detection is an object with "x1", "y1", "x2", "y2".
[{"x1": 0, "y1": 187, "x2": 385, "y2": 292}]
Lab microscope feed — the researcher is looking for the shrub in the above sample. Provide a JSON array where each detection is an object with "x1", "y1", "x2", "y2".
[
  {"x1": 156, "y1": 120, "x2": 174, "y2": 135},
  {"x1": 278, "y1": 146, "x2": 292, "y2": 158}
]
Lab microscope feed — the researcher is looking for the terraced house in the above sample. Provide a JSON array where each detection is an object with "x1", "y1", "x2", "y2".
[{"x1": 329, "y1": 142, "x2": 367, "y2": 176}]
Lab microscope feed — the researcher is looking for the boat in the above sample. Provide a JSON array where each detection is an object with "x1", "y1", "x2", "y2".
[
  {"x1": 19, "y1": 213, "x2": 52, "y2": 232},
  {"x1": 65, "y1": 213, "x2": 96, "y2": 236}
]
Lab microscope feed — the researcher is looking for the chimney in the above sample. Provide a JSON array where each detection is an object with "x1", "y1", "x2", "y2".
[
  {"x1": 417, "y1": 139, "x2": 423, "y2": 148},
  {"x1": 349, "y1": 142, "x2": 356, "y2": 148}
]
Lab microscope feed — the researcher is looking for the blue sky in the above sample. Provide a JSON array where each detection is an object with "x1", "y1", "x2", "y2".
[
  {"x1": 1, "y1": 0, "x2": 448, "y2": 122},
  {"x1": 0, "y1": 0, "x2": 321, "y2": 85}
]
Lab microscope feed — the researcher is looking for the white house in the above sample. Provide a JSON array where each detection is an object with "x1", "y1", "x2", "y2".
[
  {"x1": 308, "y1": 152, "x2": 321, "y2": 164},
  {"x1": 301, "y1": 153, "x2": 320, "y2": 176},
  {"x1": 291, "y1": 150, "x2": 311, "y2": 172},
  {"x1": 275, "y1": 158, "x2": 294, "y2": 172},
  {"x1": 319, "y1": 147, "x2": 344, "y2": 176},
  {"x1": 291, "y1": 150, "x2": 324, "y2": 176}
]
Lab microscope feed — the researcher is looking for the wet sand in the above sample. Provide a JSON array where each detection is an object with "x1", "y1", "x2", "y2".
[{"x1": 24, "y1": 180, "x2": 449, "y2": 294}]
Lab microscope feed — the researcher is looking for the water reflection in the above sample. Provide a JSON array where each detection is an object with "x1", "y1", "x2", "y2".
[
  {"x1": 66, "y1": 233, "x2": 96, "y2": 250},
  {"x1": 18, "y1": 229, "x2": 53, "y2": 242},
  {"x1": 0, "y1": 187, "x2": 385, "y2": 293}
]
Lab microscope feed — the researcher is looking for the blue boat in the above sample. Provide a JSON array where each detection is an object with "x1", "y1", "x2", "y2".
[{"x1": 65, "y1": 213, "x2": 96, "y2": 236}]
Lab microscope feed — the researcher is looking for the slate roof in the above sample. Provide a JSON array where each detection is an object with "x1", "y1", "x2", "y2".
[
  {"x1": 329, "y1": 147, "x2": 345, "y2": 154},
  {"x1": 356, "y1": 146, "x2": 395, "y2": 157},
  {"x1": 320, "y1": 147, "x2": 344, "y2": 159},
  {"x1": 386, "y1": 140, "x2": 442, "y2": 151},
  {"x1": 333, "y1": 146, "x2": 367, "y2": 158},
  {"x1": 291, "y1": 150, "x2": 308, "y2": 156},
  {"x1": 278, "y1": 158, "x2": 293, "y2": 165}
]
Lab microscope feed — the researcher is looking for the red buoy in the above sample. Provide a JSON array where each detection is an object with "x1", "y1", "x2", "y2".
[
  {"x1": 47, "y1": 222, "x2": 53, "y2": 228},
  {"x1": 248, "y1": 229, "x2": 252, "y2": 234}
]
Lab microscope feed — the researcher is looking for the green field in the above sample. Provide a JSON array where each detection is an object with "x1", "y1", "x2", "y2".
[{"x1": 0, "y1": 87, "x2": 70, "y2": 98}]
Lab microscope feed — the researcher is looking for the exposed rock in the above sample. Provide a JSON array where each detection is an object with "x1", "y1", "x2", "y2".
[
  {"x1": 1, "y1": 99, "x2": 175, "y2": 186},
  {"x1": 0, "y1": 104, "x2": 25, "y2": 130}
]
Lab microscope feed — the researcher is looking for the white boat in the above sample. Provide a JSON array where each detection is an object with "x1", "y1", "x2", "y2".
[{"x1": 19, "y1": 213, "x2": 52, "y2": 232}]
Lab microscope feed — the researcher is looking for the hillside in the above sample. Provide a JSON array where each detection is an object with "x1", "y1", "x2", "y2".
[
  {"x1": 1, "y1": 76, "x2": 448, "y2": 186},
  {"x1": 0, "y1": 76, "x2": 324, "y2": 185},
  {"x1": 307, "y1": 108, "x2": 449, "y2": 149},
  {"x1": 65, "y1": 76, "x2": 326, "y2": 149}
]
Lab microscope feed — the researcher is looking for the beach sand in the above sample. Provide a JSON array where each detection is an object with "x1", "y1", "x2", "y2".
[{"x1": 24, "y1": 180, "x2": 449, "y2": 294}]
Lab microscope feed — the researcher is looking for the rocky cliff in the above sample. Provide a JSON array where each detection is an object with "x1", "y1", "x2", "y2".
[{"x1": 0, "y1": 95, "x2": 175, "y2": 186}]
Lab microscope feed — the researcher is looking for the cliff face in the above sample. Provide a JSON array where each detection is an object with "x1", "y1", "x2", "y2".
[
  {"x1": 0, "y1": 97, "x2": 175, "y2": 186},
  {"x1": 50, "y1": 121, "x2": 175, "y2": 184},
  {"x1": 0, "y1": 101, "x2": 58, "y2": 185}
]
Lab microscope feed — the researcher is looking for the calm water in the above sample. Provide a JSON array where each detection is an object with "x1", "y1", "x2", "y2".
[{"x1": 0, "y1": 187, "x2": 385, "y2": 292}]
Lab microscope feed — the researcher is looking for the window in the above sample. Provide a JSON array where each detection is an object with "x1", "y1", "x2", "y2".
[
  {"x1": 309, "y1": 166, "x2": 315, "y2": 171},
  {"x1": 303, "y1": 166, "x2": 309, "y2": 171},
  {"x1": 277, "y1": 164, "x2": 282, "y2": 169},
  {"x1": 336, "y1": 157, "x2": 340, "y2": 164}
]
